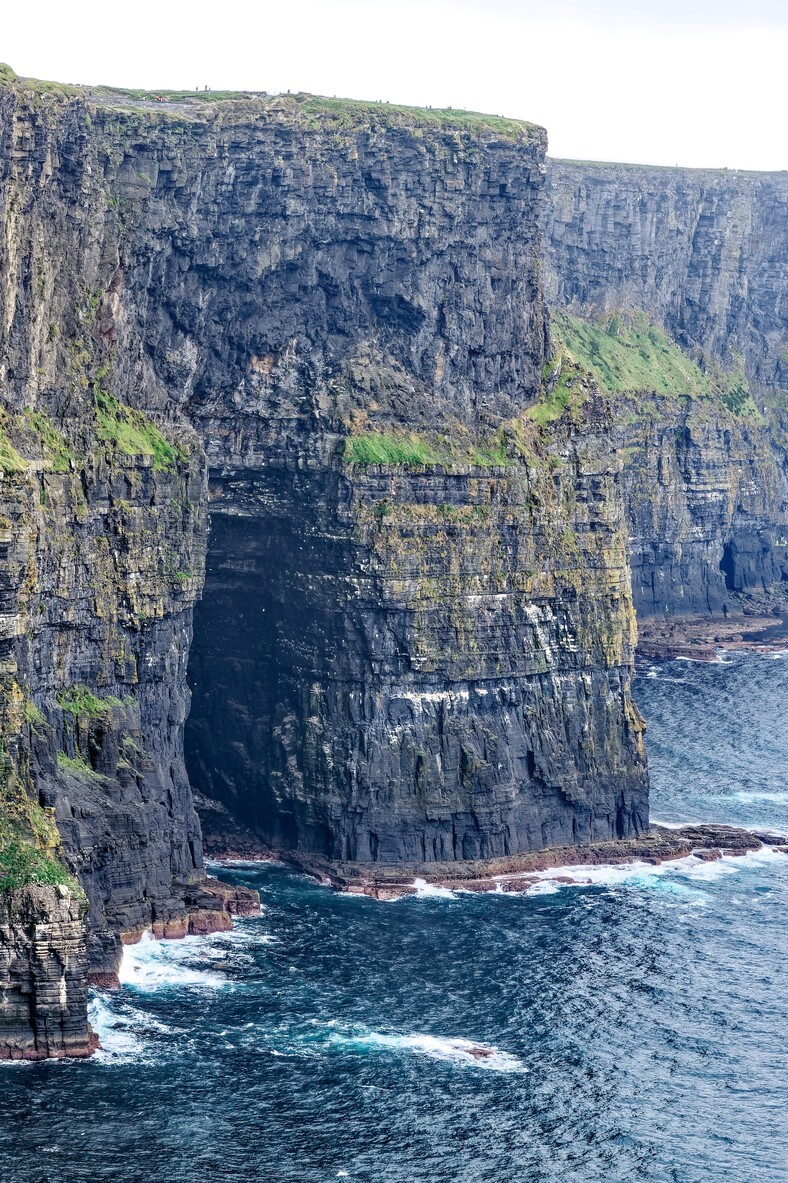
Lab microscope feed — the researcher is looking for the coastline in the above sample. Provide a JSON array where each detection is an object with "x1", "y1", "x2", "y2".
[
  {"x1": 636, "y1": 598, "x2": 788, "y2": 663},
  {"x1": 206, "y1": 825, "x2": 788, "y2": 901}
]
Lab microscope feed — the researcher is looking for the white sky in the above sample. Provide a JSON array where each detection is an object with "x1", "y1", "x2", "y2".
[{"x1": 3, "y1": 0, "x2": 786, "y2": 169}]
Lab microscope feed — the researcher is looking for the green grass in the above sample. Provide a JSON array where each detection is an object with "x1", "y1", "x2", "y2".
[
  {"x1": 95, "y1": 387, "x2": 183, "y2": 471},
  {"x1": 0, "y1": 839, "x2": 76, "y2": 893},
  {"x1": 0, "y1": 423, "x2": 28, "y2": 474},
  {"x1": 298, "y1": 96, "x2": 539, "y2": 140},
  {"x1": 0, "y1": 795, "x2": 81, "y2": 895},
  {"x1": 344, "y1": 432, "x2": 441, "y2": 467},
  {"x1": 552, "y1": 311, "x2": 763, "y2": 418},
  {"x1": 553, "y1": 311, "x2": 712, "y2": 397},
  {"x1": 23, "y1": 409, "x2": 73, "y2": 473},
  {"x1": 57, "y1": 685, "x2": 122, "y2": 719},
  {"x1": 56, "y1": 751, "x2": 101, "y2": 778},
  {"x1": 1, "y1": 67, "x2": 541, "y2": 141},
  {"x1": 22, "y1": 700, "x2": 46, "y2": 728}
]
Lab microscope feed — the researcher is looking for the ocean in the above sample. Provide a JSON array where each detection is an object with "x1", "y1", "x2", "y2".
[{"x1": 3, "y1": 650, "x2": 787, "y2": 1183}]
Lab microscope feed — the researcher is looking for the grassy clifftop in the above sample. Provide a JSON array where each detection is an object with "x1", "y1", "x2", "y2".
[{"x1": 0, "y1": 64, "x2": 543, "y2": 142}]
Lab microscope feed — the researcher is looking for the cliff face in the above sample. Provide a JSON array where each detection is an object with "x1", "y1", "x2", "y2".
[
  {"x1": 544, "y1": 159, "x2": 788, "y2": 393},
  {"x1": 187, "y1": 387, "x2": 647, "y2": 862},
  {"x1": 0, "y1": 884, "x2": 93, "y2": 1060},
  {"x1": 0, "y1": 79, "x2": 654, "y2": 1054},
  {"x1": 619, "y1": 400, "x2": 788, "y2": 617},
  {"x1": 0, "y1": 84, "x2": 646, "y2": 874},
  {"x1": 544, "y1": 161, "x2": 788, "y2": 618}
]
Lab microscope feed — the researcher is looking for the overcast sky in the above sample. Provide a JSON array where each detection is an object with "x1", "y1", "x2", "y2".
[{"x1": 3, "y1": 0, "x2": 786, "y2": 169}]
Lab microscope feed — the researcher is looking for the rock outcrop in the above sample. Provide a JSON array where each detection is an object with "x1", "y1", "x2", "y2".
[{"x1": 0, "y1": 883, "x2": 94, "y2": 1060}]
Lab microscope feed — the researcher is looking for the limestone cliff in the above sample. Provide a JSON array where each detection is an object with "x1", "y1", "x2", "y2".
[
  {"x1": 544, "y1": 161, "x2": 788, "y2": 618},
  {"x1": 544, "y1": 159, "x2": 788, "y2": 393}
]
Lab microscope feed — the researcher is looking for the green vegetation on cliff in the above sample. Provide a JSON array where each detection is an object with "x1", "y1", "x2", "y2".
[
  {"x1": 343, "y1": 424, "x2": 520, "y2": 471},
  {"x1": 298, "y1": 96, "x2": 539, "y2": 140},
  {"x1": 553, "y1": 312, "x2": 711, "y2": 396},
  {"x1": 0, "y1": 790, "x2": 80, "y2": 896},
  {"x1": 552, "y1": 311, "x2": 762, "y2": 418},
  {"x1": 0, "y1": 423, "x2": 27, "y2": 475},
  {"x1": 0, "y1": 65, "x2": 540, "y2": 143},
  {"x1": 95, "y1": 387, "x2": 183, "y2": 471},
  {"x1": 57, "y1": 685, "x2": 122, "y2": 720}
]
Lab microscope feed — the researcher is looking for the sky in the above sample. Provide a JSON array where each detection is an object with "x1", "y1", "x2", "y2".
[{"x1": 3, "y1": 0, "x2": 786, "y2": 170}]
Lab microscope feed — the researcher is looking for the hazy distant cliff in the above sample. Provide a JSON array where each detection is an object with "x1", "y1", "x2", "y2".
[
  {"x1": 544, "y1": 160, "x2": 788, "y2": 618},
  {"x1": 544, "y1": 159, "x2": 788, "y2": 393}
]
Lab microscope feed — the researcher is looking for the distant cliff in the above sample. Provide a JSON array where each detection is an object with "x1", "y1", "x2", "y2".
[
  {"x1": 544, "y1": 159, "x2": 788, "y2": 394},
  {"x1": 544, "y1": 161, "x2": 788, "y2": 618}
]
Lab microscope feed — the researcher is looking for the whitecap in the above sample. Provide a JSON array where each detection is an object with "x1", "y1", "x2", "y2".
[
  {"x1": 329, "y1": 1027, "x2": 526, "y2": 1073},
  {"x1": 118, "y1": 931, "x2": 227, "y2": 992},
  {"x1": 524, "y1": 881, "x2": 560, "y2": 896},
  {"x1": 732, "y1": 790, "x2": 788, "y2": 805},
  {"x1": 494, "y1": 845, "x2": 786, "y2": 896},
  {"x1": 412, "y1": 878, "x2": 458, "y2": 899},
  {"x1": 88, "y1": 996, "x2": 158, "y2": 1064}
]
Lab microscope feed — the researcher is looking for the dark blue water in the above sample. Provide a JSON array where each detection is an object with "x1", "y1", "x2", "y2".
[{"x1": 3, "y1": 651, "x2": 787, "y2": 1183}]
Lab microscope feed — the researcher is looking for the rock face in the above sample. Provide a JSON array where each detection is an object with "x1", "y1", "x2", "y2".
[
  {"x1": 0, "y1": 884, "x2": 94, "y2": 1060},
  {"x1": 619, "y1": 398, "x2": 788, "y2": 617},
  {"x1": 544, "y1": 159, "x2": 788, "y2": 392},
  {"x1": 544, "y1": 160, "x2": 788, "y2": 617},
  {"x1": 2, "y1": 80, "x2": 778, "y2": 1054},
  {"x1": 188, "y1": 387, "x2": 647, "y2": 861},
  {"x1": 0, "y1": 82, "x2": 646, "y2": 888}
]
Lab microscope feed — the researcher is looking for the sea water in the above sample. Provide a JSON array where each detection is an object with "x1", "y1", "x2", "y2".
[{"x1": 2, "y1": 649, "x2": 787, "y2": 1182}]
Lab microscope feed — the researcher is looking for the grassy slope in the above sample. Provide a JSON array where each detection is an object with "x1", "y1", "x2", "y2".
[{"x1": 552, "y1": 311, "x2": 760, "y2": 417}]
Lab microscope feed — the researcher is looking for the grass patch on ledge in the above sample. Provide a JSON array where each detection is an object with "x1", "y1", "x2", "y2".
[
  {"x1": 345, "y1": 432, "x2": 441, "y2": 467},
  {"x1": 0, "y1": 422, "x2": 28, "y2": 475},
  {"x1": 298, "y1": 95, "x2": 540, "y2": 140},
  {"x1": 343, "y1": 425, "x2": 523, "y2": 471},
  {"x1": 55, "y1": 751, "x2": 103, "y2": 779},
  {"x1": 552, "y1": 310, "x2": 763, "y2": 419},
  {"x1": 57, "y1": 685, "x2": 122, "y2": 720},
  {"x1": 22, "y1": 410, "x2": 73, "y2": 473},
  {"x1": 95, "y1": 387, "x2": 184, "y2": 471},
  {"x1": 0, "y1": 839, "x2": 76, "y2": 893},
  {"x1": 0, "y1": 796, "x2": 81, "y2": 896},
  {"x1": 553, "y1": 311, "x2": 711, "y2": 397}
]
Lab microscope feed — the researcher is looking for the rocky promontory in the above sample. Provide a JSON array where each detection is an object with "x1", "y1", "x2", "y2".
[{"x1": 0, "y1": 71, "x2": 786, "y2": 1058}]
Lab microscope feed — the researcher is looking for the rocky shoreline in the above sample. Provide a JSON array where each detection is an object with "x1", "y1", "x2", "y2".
[
  {"x1": 636, "y1": 593, "x2": 788, "y2": 663},
  {"x1": 207, "y1": 824, "x2": 787, "y2": 900}
]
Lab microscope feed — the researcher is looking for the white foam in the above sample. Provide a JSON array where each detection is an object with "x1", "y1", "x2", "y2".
[
  {"x1": 118, "y1": 930, "x2": 227, "y2": 992},
  {"x1": 330, "y1": 1027, "x2": 526, "y2": 1073},
  {"x1": 88, "y1": 996, "x2": 156, "y2": 1063},
  {"x1": 496, "y1": 845, "x2": 786, "y2": 895},
  {"x1": 205, "y1": 857, "x2": 285, "y2": 869},
  {"x1": 412, "y1": 877, "x2": 458, "y2": 899},
  {"x1": 732, "y1": 790, "x2": 788, "y2": 804}
]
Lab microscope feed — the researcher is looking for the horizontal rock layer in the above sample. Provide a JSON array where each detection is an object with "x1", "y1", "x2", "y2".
[{"x1": 0, "y1": 884, "x2": 93, "y2": 1060}]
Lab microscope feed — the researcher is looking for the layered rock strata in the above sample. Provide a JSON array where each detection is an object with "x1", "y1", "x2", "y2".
[
  {"x1": 0, "y1": 884, "x2": 94, "y2": 1059},
  {"x1": 544, "y1": 160, "x2": 788, "y2": 619},
  {"x1": 618, "y1": 396, "x2": 788, "y2": 617}
]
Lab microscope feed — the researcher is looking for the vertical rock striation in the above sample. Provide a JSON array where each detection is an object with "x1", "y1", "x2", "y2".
[
  {"x1": 544, "y1": 160, "x2": 788, "y2": 618},
  {"x1": 544, "y1": 159, "x2": 788, "y2": 392}
]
